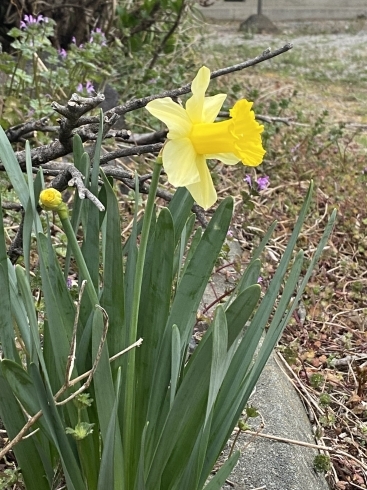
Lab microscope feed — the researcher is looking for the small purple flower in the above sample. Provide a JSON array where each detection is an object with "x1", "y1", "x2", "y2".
[
  {"x1": 72, "y1": 36, "x2": 77, "y2": 44},
  {"x1": 85, "y1": 80, "x2": 95, "y2": 94},
  {"x1": 244, "y1": 174, "x2": 252, "y2": 186},
  {"x1": 20, "y1": 14, "x2": 48, "y2": 29},
  {"x1": 89, "y1": 28, "x2": 107, "y2": 45},
  {"x1": 257, "y1": 276, "x2": 263, "y2": 283},
  {"x1": 256, "y1": 175, "x2": 270, "y2": 192},
  {"x1": 76, "y1": 81, "x2": 95, "y2": 94},
  {"x1": 227, "y1": 230, "x2": 234, "y2": 238},
  {"x1": 66, "y1": 277, "x2": 73, "y2": 289},
  {"x1": 58, "y1": 48, "x2": 67, "y2": 58}
]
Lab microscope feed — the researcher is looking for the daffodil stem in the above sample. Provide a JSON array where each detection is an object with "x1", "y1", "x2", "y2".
[
  {"x1": 59, "y1": 215, "x2": 99, "y2": 306},
  {"x1": 124, "y1": 160, "x2": 162, "y2": 485}
]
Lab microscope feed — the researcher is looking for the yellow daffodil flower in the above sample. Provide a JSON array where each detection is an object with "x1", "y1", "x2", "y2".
[
  {"x1": 146, "y1": 66, "x2": 265, "y2": 209},
  {"x1": 39, "y1": 188, "x2": 69, "y2": 219}
]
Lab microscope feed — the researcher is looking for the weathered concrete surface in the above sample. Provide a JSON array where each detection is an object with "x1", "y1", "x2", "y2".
[
  {"x1": 221, "y1": 354, "x2": 330, "y2": 490},
  {"x1": 197, "y1": 0, "x2": 367, "y2": 22},
  {"x1": 202, "y1": 240, "x2": 330, "y2": 489}
]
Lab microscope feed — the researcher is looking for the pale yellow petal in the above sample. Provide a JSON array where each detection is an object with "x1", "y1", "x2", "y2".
[
  {"x1": 206, "y1": 153, "x2": 240, "y2": 165},
  {"x1": 185, "y1": 156, "x2": 217, "y2": 210},
  {"x1": 146, "y1": 98, "x2": 191, "y2": 137},
  {"x1": 202, "y1": 94, "x2": 227, "y2": 123},
  {"x1": 162, "y1": 139, "x2": 200, "y2": 187},
  {"x1": 185, "y1": 66, "x2": 211, "y2": 123}
]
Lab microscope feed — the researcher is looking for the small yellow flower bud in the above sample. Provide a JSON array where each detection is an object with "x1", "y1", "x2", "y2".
[
  {"x1": 39, "y1": 188, "x2": 69, "y2": 219},
  {"x1": 39, "y1": 188, "x2": 63, "y2": 211}
]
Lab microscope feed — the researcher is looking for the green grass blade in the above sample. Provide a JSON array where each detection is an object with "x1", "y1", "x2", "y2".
[
  {"x1": 168, "y1": 186, "x2": 194, "y2": 246},
  {"x1": 99, "y1": 171, "x2": 125, "y2": 359},
  {"x1": 201, "y1": 184, "x2": 315, "y2": 482},
  {"x1": 133, "y1": 207, "x2": 174, "y2": 479},
  {"x1": 80, "y1": 115, "x2": 103, "y2": 294},
  {"x1": 92, "y1": 307, "x2": 116, "y2": 444},
  {"x1": 145, "y1": 198, "x2": 233, "y2": 468},
  {"x1": 251, "y1": 209, "x2": 337, "y2": 385},
  {"x1": 205, "y1": 306, "x2": 228, "y2": 425},
  {"x1": 0, "y1": 125, "x2": 29, "y2": 208},
  {"x1": 170, "y1": 325, "x2": 181, "y2": 408},
  {"x1": 146, "y1": 361, "x2": 209, "y2": 489},
  {"x1": 0, "y1": 367, "x2": 51, "y2": 490},
  {"x1": 1, "y1": 359, "x2": 49, "y2": 433},
  {"x1": 168, "y1": 197, "x2": 233, "y2": 345},
  {"x1": 97, "y1": 369, "x2": 123, "y2": 490},
  {"x1": 37, "y1": 233, "x2": 76, "y2": 389},
  {"x1": 203, "y1": 253, "x2": 304, "y2": 481},
  {"x1": 15, "y1": 265, "x2": 44, "y2": 367},
  {"x1": 91, "y1": 111, "x2": 103, "y2": 193},
  {"x1": 24, "y1": 141, "x2": 42, "y2": 275},
  {"x1": 0, "y1": 196, "x2": 18, "y2": 359},
  {"x1": 134, "y1": 422, "x2": 148, "y2": 490},
  {"x1": 230, "y1": 257, "x2": 261, "y2": 299},
  {"x1": 203, "y1": 451, "x2": 240, "y2": 490},
  {"x1": 8, "y1": 263, "x2": 32, "y2": 357},
  {"x1": 65, "y1": 139, "x2": 90, "y2": 279},
  {"x1": 29, "y1": 363, "x2": 85, "y2": 490}
]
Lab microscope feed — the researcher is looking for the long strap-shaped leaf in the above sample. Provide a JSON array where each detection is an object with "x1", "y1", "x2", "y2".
[
  {"x1": 30, "y1": 363, "x2": 86, "y2": 490},
  {"x1": 0, "y1": 125, "x2": 29, "y2": 208},
  {"x1": 144, "y1": 198, "x2": 233, "y2": 476},
  {"x1": 0, "y1": 366, "x2": 51, "y2": 490}
]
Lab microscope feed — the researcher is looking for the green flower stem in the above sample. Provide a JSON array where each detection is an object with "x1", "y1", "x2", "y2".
[
  {"x1": 59, "y1": 214, "x2": 99, "y2": 306},
  {"x1": 124, "y1": 159, "x2": 162, "y2": 485}
]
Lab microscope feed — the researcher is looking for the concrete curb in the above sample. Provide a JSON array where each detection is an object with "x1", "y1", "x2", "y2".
[
  {"x1": 221, "y1": 354, "x2": 330, "y2": 489},
  {"x1": 202, "y1": 241, "x2": 330, "y2": 489}
]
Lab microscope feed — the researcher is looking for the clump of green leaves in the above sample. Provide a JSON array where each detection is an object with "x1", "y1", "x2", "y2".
[
  {"x1": 0, "y1": 102, "x2": 336, "y2": 489},
  {"x1": 313, "y1": 454, "x2": 331, "y2": 473},
  {"x1": 0, "y1": 468, "x2": 22, "y2": 490},
  {"x1": 310, "y1": 373, "x2": 325, "y2": 389}
]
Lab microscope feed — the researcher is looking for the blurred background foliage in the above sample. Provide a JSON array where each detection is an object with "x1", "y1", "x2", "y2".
[{"x1": 0, "y1": 0, "x2": 201, "y2": 130}]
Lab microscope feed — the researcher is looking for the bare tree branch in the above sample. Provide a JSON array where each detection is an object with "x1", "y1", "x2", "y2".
[
  {"x1": 5, "y1": 118, "x2": 58, "y2": 143},
  {"x1": 1, "y1": 45, "x2": 293, "y2": 169}
]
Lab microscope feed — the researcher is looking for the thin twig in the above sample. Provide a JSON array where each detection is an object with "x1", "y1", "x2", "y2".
[
  {"x1": 244, "y1": 430, "x2": 367, "y2": 471},
  {"x1": 0, "y1": 331, "x2": 142, "y2": 460},
  {"x1": 65, "y1": 280, "x2": 86, "y2": 384},
  {"x1": 6, "y1": 45, "x2": 293, "y2": 169},
  {"x1": 105, "y1": 44, "x2": 294, "y2": 118},
  {"x1": 56, "y1": 304, "x2": 109, "y2": 406}
]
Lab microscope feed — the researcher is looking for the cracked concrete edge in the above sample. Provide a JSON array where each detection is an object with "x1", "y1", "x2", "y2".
[
  {"x1": 220, "y1": 353, "x2": 330, "y2": 490},
  {"x1": 201, "y1": 240, "x2": 330, "y2": 490}
]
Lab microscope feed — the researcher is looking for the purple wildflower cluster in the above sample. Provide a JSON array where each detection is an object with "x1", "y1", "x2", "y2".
[
  {"x1": 20, "y1": 14, "x2": 48, "y2": 29},
  {"x1": 71, "y1": 28, "x2": 107, "y2": 50},
  {"x1": 244, "y1": 174, "x2": 270, "y2": 192},
  {"x1": 58, "y1": 48, "x2": 67, "y2": 58},
  {"x1": 77, "y1": 80, "x2": 95, "y2": 95},
  {"x1": 71, "y1": 36, "x2": 84, "y2": 49},
  {"x1": 89, "y1": 28, "x2": 107, "y2": 46}
]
